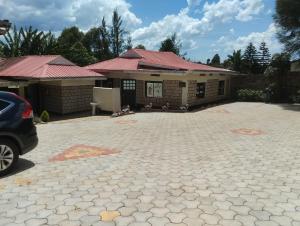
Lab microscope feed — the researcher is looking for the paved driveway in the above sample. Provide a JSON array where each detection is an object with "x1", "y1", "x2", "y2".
[{"x1": 1, "y1": 102, "x2": 300, "y2": 226}]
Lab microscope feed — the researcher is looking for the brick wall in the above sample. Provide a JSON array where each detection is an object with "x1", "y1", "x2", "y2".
[
  {"x1": 136, "y1": 80, "x2": 182, "y2": 108},
  {"x1": 188, "y1": 79, "x2": 229, "y2": 106},
  {"x1": 61, "y1": 85, "x2": 93, "y2": 114},
  {"x1": 40, "y1": 85, "x2": 93, "y2": 114}
]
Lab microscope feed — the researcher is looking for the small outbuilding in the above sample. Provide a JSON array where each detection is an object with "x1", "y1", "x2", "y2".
[
  {"x1": 0, "y1": 55, "x2": 105, "y2": 114},
  {"x1": 86, "y1": 49, "x2": 236, "y2": 110}
]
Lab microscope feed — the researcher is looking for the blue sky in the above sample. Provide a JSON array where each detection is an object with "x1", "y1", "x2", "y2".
[{"x1": 0, "y1": 0, "x2": 281, "y2": 62}]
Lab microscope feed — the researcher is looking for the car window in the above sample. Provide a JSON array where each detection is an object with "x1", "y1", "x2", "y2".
[{"x1": 0, "y1": 100, "x2": 10, "y2": 111}]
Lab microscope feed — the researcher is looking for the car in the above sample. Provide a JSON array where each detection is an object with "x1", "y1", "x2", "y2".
[{"x1": 0, "y1": 91, "x2": 38, "y2": 176}]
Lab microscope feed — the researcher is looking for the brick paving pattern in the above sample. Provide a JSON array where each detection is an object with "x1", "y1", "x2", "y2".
[{"x1": 0, "y1": 102, "x2": 299, "y2": 226}]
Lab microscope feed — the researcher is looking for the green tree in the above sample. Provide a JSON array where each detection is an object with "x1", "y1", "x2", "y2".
[
  {"x1": 159, "y1": 33, "x2": 182, "y2": 56},
  {"x1": 0, "y1": 25, "x2": 57, "y2": 57},
  {"x1": 125, "y1": 36, "x2": 133, "y2": 50},
  {"x1": 82, "y1": 27, "x2": 101, "y2": 57},
  {"x1": 57, "y1": 26, "x2": 84, "y2": 56},
  {"x1": 20, "y1": 26, "x2": 57, "y2": 55},
  {"x1": 67, "y1": 42, "x2": 96, "y2": 66},
  {"x1": 264, "y1": 53, "x2": 291, "y2": 101},
  {"x1": 206, "y1": 59, "x2": 211, "y2": 65},
  {"x1": 274, "y1": 0, "x2": 300, "y2": 56},
  {"x1": 211, "y1": 54, "x2": 221, "y2": 66},
  {"x1": 257, "y1": 42, "x2": 271, "y2": 72},
  {"x1": 224, "y1": 50, "x2": 242, "y2": 72},
  {"x1": 134, "y1": 44, "x2": 146, "y2": 50},
  {"x1": 110, "y1": 10, "x2": 127, "y2": 57},
  {"x1": 242, "y1": 42, "x2": 260, "y2": 74},
  {"x1": 0, "y1": 25, "x2": 22, "y2": 57},
  {"x1": 0, "y1": 45, "x2": 4, "y2": 57},
  {"x1": 82, "y1": 17, "x2": 113, "y2": 61}
]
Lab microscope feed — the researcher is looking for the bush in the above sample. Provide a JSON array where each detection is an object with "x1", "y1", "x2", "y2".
[
  {"x1": 291, "y1": 90, "x2": 300, "y2": 103},
  {"x1": 236, "y1": 89, "x2": 265, "y2": 102},
  {"x1": 40, "y1": 110, "x2": 50, "y2": 122}
]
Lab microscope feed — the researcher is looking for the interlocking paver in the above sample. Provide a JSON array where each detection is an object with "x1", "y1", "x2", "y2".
[{"x1": 0, "y1": 103, "x2": 299, "y2": 226}]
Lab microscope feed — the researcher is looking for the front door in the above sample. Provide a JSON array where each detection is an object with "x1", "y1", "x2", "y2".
[{"x1": 121, "y1": 79, "x2": 136, "y2": 109}]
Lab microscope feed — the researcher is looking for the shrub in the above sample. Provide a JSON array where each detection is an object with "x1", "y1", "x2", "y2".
[
  {"x1": 40, "y1": 110, "x2": 50, "y2": 122},
  {"x1": 291, "y1": 90, "x2": 300, "y2": 103},
  {"x1": 236, "y1": 89, "x2": 265, "y2": 102}
]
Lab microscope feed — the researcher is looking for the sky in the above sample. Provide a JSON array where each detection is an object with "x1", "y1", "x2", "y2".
[{"x1": 0, "y1": 0, "x2": 282, "y2": 62}]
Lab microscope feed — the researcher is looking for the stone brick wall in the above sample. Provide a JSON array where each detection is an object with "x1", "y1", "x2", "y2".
[
  {"x1": 61, "y1": 85, "x2": 93, "y2": 114},
  {"x1": 40, "y1": 85, "x2": 63, "y2": 113},
  {"x1": 40, "y1": 85, "x2": 93, "y2": 114},
  {"x1": 136, "y1": 80, "x2": 182, "y2": 108},
  {"x1": 188, "y1": 79, "x2": 229, "y2": 106}
]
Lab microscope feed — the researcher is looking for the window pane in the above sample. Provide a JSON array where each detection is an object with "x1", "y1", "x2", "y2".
[
  {"x1": 154, "y1": 83, "x2": 162, "y2": 97},
  {"x1": 0, "y1": 100, "x2": 9, "y2": 111},
  {"x1": 146, "y1": 83, "x2": 154, "y2": 97},
  {"x1": 196, "y1": 83, "x2": 206, "y2": 98}
]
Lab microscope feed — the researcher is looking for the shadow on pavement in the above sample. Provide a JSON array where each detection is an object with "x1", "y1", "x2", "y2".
[
  {"x1": 279, "y1": 104, "x2": 300, "y2": 112},
  {"x1": 0, "y1": 158, "x2": 35, "y2": 178}
]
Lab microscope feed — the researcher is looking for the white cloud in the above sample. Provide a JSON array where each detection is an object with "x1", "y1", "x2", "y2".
[
  {"x1": 187, "y1": 0, "x2": 201, "y2": 7},
  {"x1": 132, "y1": 9, "x2": 206, "y2": 50},
  {"x1": 0, "y1": 0, "x2": 141, "y2": 32},
  {"x1": 132, "y1": 0, "x2": 264, "y2": 51},
  {"x1": 218, "y1": 23, "x2": 282, "y2": 54},
  {"x1": 202, "y1": 0, "x2": 264, "y2": 24}
]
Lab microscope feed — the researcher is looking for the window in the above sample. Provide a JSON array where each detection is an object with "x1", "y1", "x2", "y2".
[
  {"x1": 0, "y1": 100, "x2": 9, "y2": 111},
  {"x1": 145, "y1": 81, "x2": 163, "y2": 97},
  {"x1": 196, "y1": 83, "x2": 206, "y2": 98},
  {"x1": 218, "y1": 80, "x2": 225, "y2": 95},
  {"x1": 122, "y1": 80, "x2": 136, "y2": 90}
]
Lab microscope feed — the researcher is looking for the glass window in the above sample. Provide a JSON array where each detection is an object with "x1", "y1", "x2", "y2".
[
  {"x1": 122, "y1": 80, "x2": 136, "y2": 90},
  {"x1": 218, "y1": 81, "x2": 225, "y2": 95},
  {"x1": 0, "y1": 100, "x2": 10, "y2": 111},
  {"x1": 145, "y1": 81, "x2": 163, "y2": 98},
  {"x1": 196, "y1": 83, "x2": 206, "y2": 98}
]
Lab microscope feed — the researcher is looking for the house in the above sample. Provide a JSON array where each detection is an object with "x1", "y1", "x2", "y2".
[
  {"x1": 0, "y1": 55, "x2": 105, "y2": 114},
  {"x1": 86, "y1": 49, "x2": 236, "y2": 109}
]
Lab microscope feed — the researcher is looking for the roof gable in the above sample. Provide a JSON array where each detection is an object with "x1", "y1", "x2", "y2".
[
  {"x1": 0, "y1": 55, "x2": 104, "y2": 79},
  {"x1": 87, "y1": 49, "x2": 230, "y2": 73}
]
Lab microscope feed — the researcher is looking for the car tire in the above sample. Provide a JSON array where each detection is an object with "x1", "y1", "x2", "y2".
[{"x1": 0, "y1": 139, "x2": 19, "y2": 177}]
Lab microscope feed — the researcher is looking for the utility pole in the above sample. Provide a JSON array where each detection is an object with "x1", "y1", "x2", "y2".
[{"x1": 0, "y1": 20, "x2": 11, "y2": 35}]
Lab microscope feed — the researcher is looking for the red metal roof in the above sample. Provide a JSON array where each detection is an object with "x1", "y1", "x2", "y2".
[
  {"x1": 86, "y1": 49, "x2": 230, "y2": 73},
  {"x1": 0, "y1": 55, "x2": 104, "y2": 79}
]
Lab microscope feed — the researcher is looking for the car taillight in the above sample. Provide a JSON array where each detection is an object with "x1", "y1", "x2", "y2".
[
  {"x1": 12, "y1": 93, "x2": 34, "y2": 119},
  {"x1": 22, "y1": 102, "x2": 33, "y2": 119}
]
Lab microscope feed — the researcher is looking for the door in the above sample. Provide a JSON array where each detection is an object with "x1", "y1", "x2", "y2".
[{"x1": 121, "y1": 79, "x2": 136, "y2": 108}]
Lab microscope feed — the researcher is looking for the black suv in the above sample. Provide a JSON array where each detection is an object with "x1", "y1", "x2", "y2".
[{"x1": 0, "y1": 91, "x2": 38, "y2": 176}]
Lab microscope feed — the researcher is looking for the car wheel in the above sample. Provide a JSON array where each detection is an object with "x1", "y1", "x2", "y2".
[{"x1": 0, "y1": 139, "x2": 19, "y2": 177}]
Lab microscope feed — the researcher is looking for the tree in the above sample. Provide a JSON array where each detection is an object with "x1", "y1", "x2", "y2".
[
  {"x1": 0, "y1": 45, "x2": 3, "y2": 57},
  {"x1": 0, "y1": 25, "x2": 22, "y2": 57},
  {"x1": 0, "y1": 25, "x2": 57, "y2": 57},
  {"x1": 57, "y1": 26, "x2": 84, "y2": 56},
  {"x1": 257, "y1": 42, "x2": 271, "y2": 72},
  {"x1": 159, "y1": 33, "x2": 182, "y2": 56},
  {"x1": 67, "y1": 42, "x2": 96, "y2": 66},
  {"x1": 224, "y1": 50, "x2": 242, "y2": 72},
  {"x1": 211, "y1": 54, "x2": 221, "y2": 66},
  {"x1": 82, "y1": 17, "x2": 112, "y2": 61},
  {"x1": 274, "y1": 0, "x2": 300, "y2": 56},
  {"x1": 134, "y1": 44, "x2": 146, "y2": 50},
  {"x1": 99, "y1": 17, "x2": 113, "y2": 61},
  {"x1": 110, "y1": 10, "x2": 127, "y2": 57},
  {"x1": 125, "y1": 36, "x2": 133, "y2": 50},
  {"x1": 206, "y1": 59, "x2": 210, "y2": 65},
  {"x1": 242, "y1": 42, "x2": 260, "y2": 74},
  {"x1": 264, "y1": 53, "x2": 291, "y2": 101}
]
